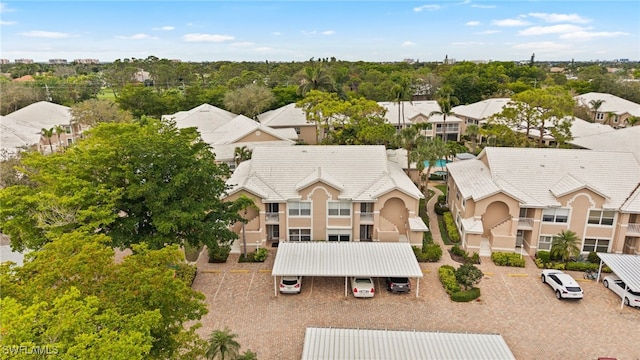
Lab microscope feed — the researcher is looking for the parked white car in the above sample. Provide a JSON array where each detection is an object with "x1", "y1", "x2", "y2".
[
  {"x1": 350, "y1": 277, "x2": 375, "y2": 298},
  {"x1": 603, "y1": 274, "x2": 640, "y2": 308},
  {"x1": 541, "y1": 270, "x2": 583, "y2": 300},
  {"x1": 279, "y1": 276, "x2": 302, "y2": 294}
]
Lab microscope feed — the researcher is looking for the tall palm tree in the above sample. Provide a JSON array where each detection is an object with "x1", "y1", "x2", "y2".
[
  {"x1": 41, "y1": 127, "x2": 55, "y2": 154},
  {"x1": 206, "y1": 328, "x2": 241, "y2": 360},
  {"x1": 588, "y1": 99, "x2": 605, "y2": 123},
  {"x1": 54, "y1": 125, "x2": 66, "y2": 149},
  {"x1": 430, "y1": 85, "x2": 459, "y2": 142},
  {"x1": 465, "y1": 124, "x2": 479, "y2": 153},
  {"x1": 626, "y1": 115, "x2": 639, "y2": 127},
  {"x1": 550, "y1": 230, "x2": 580, "y2": 262},
  {"x1": 296, "y1": 64, "x2": 335, "y2": 96},
  {"x1": 233, "y1": 146, "x2": 253, "y2": 167},
  {"x1": 395, "y1": 126, "x2": 421, "y2": 176},
  {"x1": 391, "y1": 76, "x2": 412, "y2": 130}
]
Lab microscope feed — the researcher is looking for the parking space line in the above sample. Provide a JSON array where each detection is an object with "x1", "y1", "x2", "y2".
[
  {"x1": 229, "y1": 269, "x2": 250, "y2": 273},
  {"x1": 258, "y1": 269, "x2": 271, "y2": 273},
  {"x1": 247, "y1": 272, "x2": 256, "y2": 299},
  {"x1": 501, "y1": 274, "x2": 518, "y2": 304},
  {"x1": 200, "y1": 269, "x2": 221, "y2": 273},
  {"x1": 213, "y1": 271, "x2": 227, "y2": 301},
  {"x1": 507, "y1": 273, "x2": 529, "y2": 277},
  {"x1": 309, "y1": 276, "x2": 314, "y2": 296}
]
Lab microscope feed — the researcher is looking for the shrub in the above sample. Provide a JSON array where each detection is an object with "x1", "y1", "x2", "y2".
[
  {"x1": 455, "y1": 263, "x2": 483, "y2": 290},
  {"x1": 208, "y1": 244, "x2": 231, "y2": 263},
  {"x1": 437, "y1": 194, "x2": 446, "y2": 204},
  {"x1": 551, "y1": 262, "x2": 565, "y2": 270},
  {"x1": 434, "y1": 203, "x2": 449, "y2": 215},
  {"x1": 438, "y1": 265, "x2": 460, "y2": 295},
  {"x1": 536, "y1": 250, "x2": 550, "y2": 264},
  {"x1": 469, "y1": 252, "x2": 480, "y2": 265},
  {"x1": 239, "y1": 248, "x2": 268, "y2": 263},
  {"x1": 443, "y1": 212, "x2": 460, "y2": 242},
  {"x1": 451, "y1": 244, "x2": 466, "y2": 257},
  {"x1": 566, "y1": 261, "x2": 599, "y2": 272},
  {"x1": 491, "y1": 252, "x2": 525, "y2": 267},
  {"x1": 423, "y1": 243, "x2": 443, "y2": 262},
  {"x1": 534, "y1": 258, "x2": 544, "y2": 269},
  {"x1": 587, "y1": 251, "x2": 600, "y2": 264},
  {"x1": 173, "y1": 262, "x2": 197, "y2": 286},
  {"x1": 450, "y1": 287, "x2": 481, "y2": 302}
]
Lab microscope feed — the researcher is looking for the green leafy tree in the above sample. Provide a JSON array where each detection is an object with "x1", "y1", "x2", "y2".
[
  {"x1": 455, "y1": 263, "x2": 484, "y2": 290},
  {"x1": 465, "y1": 124, "x2": 480, "y2": 153},
  {"x1": 206, "y1": 328, "x2": 241, "y2": 360},
  {"x1": 0, "y1": 119, "x2": 245, "y2": 252},
  {"x1": 295, "y1": 64, "x2": 336, "y2": 96},
  {"x1": 550, "y1": 230, "x2": 581, "y2": 262},
  {"x1": 223, "y1": 83, "x2": 275, "y2": 119},
  {"x1": 71, "y1": 98, "x2": 133, "y2": 127}
]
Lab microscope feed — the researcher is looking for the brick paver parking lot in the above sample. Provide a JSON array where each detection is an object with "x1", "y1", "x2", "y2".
[{"x1": 192, "y1": 252, "x2": 640, "y2": 360}]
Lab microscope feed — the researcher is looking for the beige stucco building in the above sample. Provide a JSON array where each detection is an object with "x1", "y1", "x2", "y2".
[
  {"x1": 224, "y1": 145, "x2": 429, "y2": 253},
  {"x1": 446, "y1": 147, "x2": 640, "y2": 257}
]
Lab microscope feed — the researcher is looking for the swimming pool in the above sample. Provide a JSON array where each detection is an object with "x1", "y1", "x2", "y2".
[{"x1": 423, "y1": 159, "x2": 449, "y2": 167}]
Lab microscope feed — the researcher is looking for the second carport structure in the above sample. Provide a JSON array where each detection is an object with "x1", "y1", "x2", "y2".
[{"x1": 271, "y1": 241, "x2": 424, "y2": 298}]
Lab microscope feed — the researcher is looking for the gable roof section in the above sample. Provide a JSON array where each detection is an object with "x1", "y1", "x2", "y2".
[
  {"x1": 257, "y1": 103, "x2": 311, "y2": 127},
  {"x1": 575, "y1": 92, "x2": 640, "y2": 116},
  {"x1": 163, "y1": 104, "x2": 237, "y2": 134},
  {"x1": 569, "y1": 125, "x2": 640, "y2": 162},
  {"x1": 452, "y1": 98, "x2": 511, "y2": 121},
  {"x1": 4, "y1": 101, "x2": 72, "y2": 129},
  {"x1": 301, "y1": 327, "x2": 516, "y2": 360},
  {"x1": 296, "y1": 167, "x2": 344, "y2": 192},
  {"x1": 203, "y1": 114, "x2": 294, "y2": 145},
  {"x1": 620, "y1": 183, "x2": 640, "y2": 213},
  {"x1": 378, "y1": 101, "x2": 441, "y2": 126},
  {"x1": 226, "y1": 145, "x2": 423, "y2": 201},
  {"x1": 461, "y1": 147, "x2": 640, "y2": 209}
]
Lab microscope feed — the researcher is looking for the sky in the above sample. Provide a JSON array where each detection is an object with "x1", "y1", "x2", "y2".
[{"x1": 0, "y1": 0, "x2": 638, "y2": 63}]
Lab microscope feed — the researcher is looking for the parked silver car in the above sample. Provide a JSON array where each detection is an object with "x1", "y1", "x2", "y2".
[{"x1": 350, "y1": 277, "x2": 375, "y2": 298}]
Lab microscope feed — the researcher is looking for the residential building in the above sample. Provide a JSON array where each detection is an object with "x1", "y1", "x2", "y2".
[
  {"x1": 569, "y1": 125, "x2": 640, "y2": 162},
  {"x1": 1, "y1": 101, "x2": 80, "y2": 155},
  {"x1": 451, "y1": 98, "x2": 511, "y2": 132},
  {"x1": 48, "y1": 59, "x2": 68, "y2": 65},
  {"x1": 257, "y1": 103, "x2": 317, "y2": 145},
  {"x1": 378, "y1": 101, "x2": 463, "y2": 141},
  {"x1": 224, "y1": 145, "x2": 428, "y2": 253},
  {"x1": 14, "y1": 59, "x2": 34, "y2": 64},
  {"x1": 575, "y1": 92, "x2": 640, "y2": 128},
  {"x1": 446, "y1": 147, "x2": 640, "y2": 257}
]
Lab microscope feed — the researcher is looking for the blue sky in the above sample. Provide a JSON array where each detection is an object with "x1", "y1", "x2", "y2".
[{"x1": 1, "y1": 1, "x2": 638, "y2": 63}]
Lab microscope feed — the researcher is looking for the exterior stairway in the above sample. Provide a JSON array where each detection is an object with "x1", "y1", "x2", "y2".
[{"x1": 479, "y1": 237, "x2": 491, "y2": 257}]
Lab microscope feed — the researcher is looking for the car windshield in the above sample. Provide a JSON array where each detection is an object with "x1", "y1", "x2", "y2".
[
  {"x1": 354, "y1": 278, "x2": 371, "y2": 283},
  {"x1": 282, "y1": 279, "x2": 298, "y2": 285}
]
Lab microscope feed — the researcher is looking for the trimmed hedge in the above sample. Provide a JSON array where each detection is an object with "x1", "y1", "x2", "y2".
[
  {"x1": 208, "y1": 244, "x2": 231, "y2": 263},
  {"x1": 491, "y1": 252, "x2": 525, "y2": 267},
  {"x1": 239, "y1": 248, "x2": 268, "y2": 263},
  {"x1": 451, "y1": 287, "x2": 481, "y2": 302},
  {"x1": 438, "y1": 265, "x2": 460, "y2": 295},
  {"x1": 443, "y1": 212, "x2": 460, "y2": 242},
  {"x1": 413, "y1": 244, "x2": 443, "y2": 262}
]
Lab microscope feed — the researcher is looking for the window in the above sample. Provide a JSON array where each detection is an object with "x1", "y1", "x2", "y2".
[
  {"x1": 294, "y1": 127, "x2": 301, "y2": 135},
  {"x1": 588, "y1": 210, "x2": 614, "y2": 226},
  {"x1": 596, "y1": 113, "x2": 604, "y2": 120},
  {"x1": 328, "y1": 229, "x2": 350, "y2": 242},
  {"x1": 328, "y1": 201, "x2": 350, "y2": 216},
  {"x1": 64, "y1": 125, "x2": 72, "y2": 134},
  {"x1": 542, "y1": 208, "x2": 569, "y2": 223},
  {"x1": 66, "y1": 138, "x2": 73, "y2": 145},
  {"x1": 266, "y1": 203, "x2": 279, "y2": 213},
  {"x1": 360, "y1": 225, "x2": 373, "y2": 241},
  {"x1": 267, "y1": 225, "x2": 279, "y2": 240},
  {"x1": 582, "y1": 238, "x2": 610, "y2": 253},
  {"x1": 289, "y1": 229, "x2": 311, "y2": 241},
  {"x1": 538, "y1": 235, "x2": 556, "y2": 251},
  {"x1": 288, "y1": 201, "x2": 311, "y2": 216}
]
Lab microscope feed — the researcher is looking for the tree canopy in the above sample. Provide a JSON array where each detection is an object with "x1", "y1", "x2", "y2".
[{"x1": 0, "y1": 118, "x2": 245, "y2": 252}]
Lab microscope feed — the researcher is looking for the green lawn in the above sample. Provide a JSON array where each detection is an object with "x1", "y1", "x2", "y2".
[
  {"x1": 435, "y1": 184, "x2": 447, "y2": 195},
  {"x1": 97, "y1": 88, "x2": 116, "y2": 100}
]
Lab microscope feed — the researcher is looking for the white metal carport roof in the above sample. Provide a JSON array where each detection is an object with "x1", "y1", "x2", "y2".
[
  {"x1": 597, "y1": 253, "x2": 640, "y2": 309},
  {"x1": 272, "y1": 242, "x2": 423, "y2": 297},
  {"x1": 301, "y1": 327, "x2": 516, "y2": 360}
]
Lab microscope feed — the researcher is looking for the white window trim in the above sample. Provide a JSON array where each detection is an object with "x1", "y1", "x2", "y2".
[
  {"x1": 288, "y1": 201, "x2": 311, "y2": 217},
  {"x1": 542, "y1": 208, "x2": 569, "y2": 223},
  {"x1": 582, "y1": 238, "x2": 610, "y2": 253},
  {"x1": 288, "y1": 228, "x2": 311, "y2": 241},
  {"x1": 587, "y1": 210, "x2": 615, "y2": 226},
  {"x1": 328, "y1": 200, "x2": 351, "y2": 217}
]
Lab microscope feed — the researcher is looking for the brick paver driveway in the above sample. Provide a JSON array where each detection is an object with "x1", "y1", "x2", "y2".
[{"x1": 192, "y1": 251, "x2": 640, "y2": 360}]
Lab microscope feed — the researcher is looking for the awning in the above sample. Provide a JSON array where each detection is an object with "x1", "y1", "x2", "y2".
[{"x1": 597, "y1": 253, "x2": 640, "y2": 292}]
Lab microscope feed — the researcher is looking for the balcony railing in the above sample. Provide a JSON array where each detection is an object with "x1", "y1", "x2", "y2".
[
  {"x1": 360, "y1": 212, "x2": 374, "y2": 223},
  {"x1": 517, "y1": 217, "x2": 534, "y2": 230},
  {"x1": 265, "y1": 212, "x2": 279, "y2": 223},
  {"x1": 627, "y1": 223, "x2": 640, "y2": 235}
]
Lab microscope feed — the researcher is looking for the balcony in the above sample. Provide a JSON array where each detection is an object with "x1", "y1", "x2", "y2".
[
  {"x1": 360, "y1": 212, "x2": 374, "y2": 223},
  {"x1": 627, "y1": 223, "x2": 640, "y2": 236},
  {"x1": 517, "y1": 218, "x2": 534, "y2": 230},
  {"x1": 265, "y1": 212, "x2": 279, "y2": 223}
]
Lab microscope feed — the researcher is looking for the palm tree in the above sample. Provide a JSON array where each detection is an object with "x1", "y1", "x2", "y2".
[
  {"x1": 588, "y1": 99, "x2": 605, "y2": 123},
  {"x1": 465, "y1": 124, "x2": 479, "y2": 153},
  {"x1": 391, "y1": 76, "x2": 412, "y2": 130},
  {"x1": 54, "y1": 125, "x2": 66, "y2": 149},
  {"x1": 296, "y1": 64, "x2": 335, "y2": 96},
  {"x1": 550, "y1": 230, "x2": 581, "y2": 262},
  {"x1": 41, "y1": 127, "x2": 55, "y2": 154},
  {"x1": 395, "y1": 126, "x2": 422, "y2": 176},
  {"x1": 206, "y1": 327, "x2": 241, "y2": 360},
  {"x1": 234, "y1": 146, "x2": 253, "y2": 167},
  {"x1": 430, "y1": 85, "x2": 459, "y2": 142},
  {"x1": 626, "y1": 115, "x2": 639, "y2": 127}
]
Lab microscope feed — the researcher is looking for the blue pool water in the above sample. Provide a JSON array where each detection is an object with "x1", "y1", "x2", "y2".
[{"x1": 423, "y1": 159, "x2": 449, "y2": 167}]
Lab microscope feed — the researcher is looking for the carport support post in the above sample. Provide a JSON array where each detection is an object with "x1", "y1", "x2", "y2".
[
  {"x1": 274, "y1": 276, "x2": 278, "y2": 297},
  {"x1": 344, "y1": 277, "x2": 348, "y2": 297},
  {"x1": 416, "y1": 277, "x2": 419, "y2": 298}
]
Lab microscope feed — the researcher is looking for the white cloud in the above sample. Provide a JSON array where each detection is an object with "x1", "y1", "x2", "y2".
[
  {"x1": 183, "y1": 33, "x2": 234, "y2": 42},
  {"x1": 116, "y1": 33, "x2": 152, "y2": 40},
  {"x1": 322, "y1": 30, "x2": 335, "y2": 35},
  {"x1": 153, "y1": 26, "x2": 174, "y2": 31},
  {"x1": 512, "y1": 41, "x2": 571, "y2": 51},
  {"x1": 0, "y1": 3, "x2": 15, "y2": 13},
  {"x1": 414, "y1": 4, "x2": 440, "y2": 12},
  {"x1": 519, "y1": 24, "x2": 586, "y2": 36},
  {"x1": 0, "y1": 20, "x2": 16, "y2": 25},
  {"x1": 302, "y1": 30, "x2": 317, "y2": 35},
  {"x1": 528, "y1": 12, "x2": 591, "y2": 24},
  {"x1": 492, "y1": 18, "x2": 529, "y2": 27},
  {"x1": 560, "y1": 31, "x2": 628, "y2": 40},
  {"x1": 477, "y1": 30, "x2": 500, "y2": 35},
  {"x1": 471, "y1": 4, "x2": 496, "y2": 8},
  {"x1": 272, "y1": 32, "x2": 282, "y2": 36},
  {"x1": 452, "y1": 41, "x2": 484, "y2": 46},
  {"x1": 466, "y1": 21, "x2": 480, "y2": 26},
  {"x1": 19, "y1": 30, "x2": 73, "y2": 38},
  {"x1": 401, "y1": 41, "x2": 415, "y2": 47}
]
